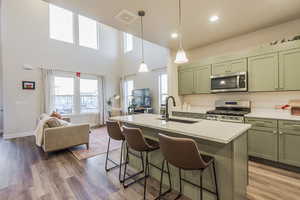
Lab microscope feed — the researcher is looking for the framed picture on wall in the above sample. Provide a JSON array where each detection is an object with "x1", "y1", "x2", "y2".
[{"x1": 22, "y1": 81, "x2": 35, "y2": 90}]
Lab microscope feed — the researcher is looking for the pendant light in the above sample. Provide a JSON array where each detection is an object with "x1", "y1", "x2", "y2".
[
  {"x1": 138, "y1": 10, "x2": 149, "y2": 73},
  {"x1": 174, "y1": 0, "x2": 189, "y2": 64}
]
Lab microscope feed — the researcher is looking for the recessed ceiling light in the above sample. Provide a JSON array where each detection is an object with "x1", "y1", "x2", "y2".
[
  {"x1": 209, "y1": 15, "x2": 219, "y2": 22},
  {"x1": 171, "y1": 33, "x2": 178, "y2": 39}
]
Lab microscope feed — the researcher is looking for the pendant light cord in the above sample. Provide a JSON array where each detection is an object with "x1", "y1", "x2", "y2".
[
  {"x1": 141, "y1": 15, "x2": 145, "y2": 63},
  {"x1": 178, "y1": 0, "x2": 183, "y2": 49}
]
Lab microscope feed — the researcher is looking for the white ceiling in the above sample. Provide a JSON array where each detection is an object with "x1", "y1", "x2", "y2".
[{"x1": 50, "y1": 0, "x2": 300, "y2": 50}]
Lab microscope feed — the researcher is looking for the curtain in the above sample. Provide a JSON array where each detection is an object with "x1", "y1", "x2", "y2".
[
  {"x1": 120, "y1": 77, "x2": 125, "y2": 114},
  {"x1": 41, "y1": 68, "x2": 55, "y2": 114},
  {"x1": 97, "y1": 75, "x2": 105, "y2": 125}
]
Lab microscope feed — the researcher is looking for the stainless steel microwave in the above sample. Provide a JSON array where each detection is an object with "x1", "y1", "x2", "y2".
[{"x1": 210, "y1": 72, "x2": 247, "y2": 93}]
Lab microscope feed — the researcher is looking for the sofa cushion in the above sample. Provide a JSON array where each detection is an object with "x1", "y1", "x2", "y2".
[{"x1": 47, "y1": 118, "x2": 63, "y2": 128}]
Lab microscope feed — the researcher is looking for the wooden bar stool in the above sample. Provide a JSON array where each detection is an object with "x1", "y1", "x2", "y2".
[
  {"x1": 157, "y1": 134, "x2": 219, "y2": 200},
  {"x1": 105, "y1": 120, "x2": 127, "y2": 182},
  {"x1": 122, "y1": 126, "x2": 160, "y2": 200}
]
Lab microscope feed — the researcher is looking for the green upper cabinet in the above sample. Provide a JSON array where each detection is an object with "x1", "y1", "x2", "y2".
[
  {"x1": 178, "y1": 65, "x2": 211, "y2": 95},
  {"x1": 193, "y1": 65, "x2": 211, "y2": 94},
  {"x1": 248, "y1": 53, "x2": 279, "y2": 92},
  {"x1": 212, "y1": 58, "x2": 247, "y2": 76},
  {"x1": 279, "y1": 48, "x2": 300, "y2": 91},
  {"x1": 178, "y1": 68, "x2": 194, "y2": 95}
]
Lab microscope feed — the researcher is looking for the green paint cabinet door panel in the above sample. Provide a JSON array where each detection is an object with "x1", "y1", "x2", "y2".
[
  {"x1": 248, "y1": 53, "x2": 279, "y2": 92},
  {"x1": 279, "y1": 130, "x2": 300, "y2": 167},
  {"x1": 248, "y1": 129, "x2": 278, "y2": 161},
  {"x1": 178, "y1": 68, "x2": 194, "y2": 95},
  {"x1": 194, "y1": 65, "x2": 211, "y2": 94},
  {"x1": 279, "y1": 48, "x2": 300, "y2": 91},
  {"x1": 229, "y1": 58, "x2": 247, "y2": 74},
  {"x1": 212, "y1": 58, "x2": 247, "y2": 75},
  {"x1": 212, "y1": 62, "x2": 229, "y2": 76}
]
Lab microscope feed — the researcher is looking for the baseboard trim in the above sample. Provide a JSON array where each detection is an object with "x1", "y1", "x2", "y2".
[
  {"x1": 3, "y1": 131, "x2": 34, "y2": 139},
  {"x1": 249, "y1": 156, "x2": 300, "y2": 173}
]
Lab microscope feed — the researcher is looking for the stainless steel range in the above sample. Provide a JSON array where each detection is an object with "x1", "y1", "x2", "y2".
[{"x1": 206, "y1": 100, "x2": 251, "y2": 123}]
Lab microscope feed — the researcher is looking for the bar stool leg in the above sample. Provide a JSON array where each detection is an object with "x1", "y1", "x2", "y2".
[
  {"x1": 143, "y1": 152, "x2": 149, "y2": 200},
  {"x1": 119, "y1": 140, "x2": 124, "y2": 182},
  {"x1": 123, "y1": 144, "x2": 129, "y2": 187},
  {"x1": 105, "y1": 137, "x2": 111, "y2": 171},
  {"x1": 156, "y1": 160, "x2": 172, "y2": 200},
  {"x1": 158, "y1": 159, "x2": 165, "y2": 199},
  {"x1": 213, "y1": 161, "x2": 219, "y2": 200},
  {"x1": 200, "y1": 170, "x2": 203, "y2": 200},
  {"x1": 175, "y1": 168, "x2": 182, "y2": 200},
  {"x1": 166, "y1": 162, "x2": 172, "y2": 191}
]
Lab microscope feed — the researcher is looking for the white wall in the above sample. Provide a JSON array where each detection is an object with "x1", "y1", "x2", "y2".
[
  {"x1": 169, "y1": 19, "x2": 300, "y2": 109},
  {"x1": 0, "y1": 0, "x2": 3, "y2": 133},
  {"x1": 1, "y1": 0, "x2": 122, "y2": 138},
  {"x1": 121, "y1": 35, "x2": 170, "y2": 113}
]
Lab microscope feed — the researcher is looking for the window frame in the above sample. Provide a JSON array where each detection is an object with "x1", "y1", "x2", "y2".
[
  {"x1": 79, "y1": 77, "x2": 99, "y2": 114},
  {"x1": 124, "y1": 79, "x2": 134, "y2": 111},
  {"x1": 123, "y1": 32, "x2": 133, "y2": 53},
  {"x1": 49, "y1": 4, "x2": 75, "y2": 44},
  {"x1": 78, "y1": 14, "x2": 100, "y2": 50},
  {"x1": 52, "y1": 72, "x2": 99, "y2": 115},
  {"x1": 53, "y1": 75, "x2": 75, "y2": 115},
  {"x1": 158, "y1": 73, "x2": 168, "y2": 107}
]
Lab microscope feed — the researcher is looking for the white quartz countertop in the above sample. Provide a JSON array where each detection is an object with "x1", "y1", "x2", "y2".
[
  {"x1": 110, "y1": 114, "x2": 251, "y2": 144},
  {"x1": 245, "y1": 109, "x2": 300, "y2": 121}
]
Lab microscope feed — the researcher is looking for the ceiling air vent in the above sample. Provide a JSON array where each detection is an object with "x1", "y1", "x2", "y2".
[{"x1": 115, "y1": 10, "x2": 138, "y2": 25}]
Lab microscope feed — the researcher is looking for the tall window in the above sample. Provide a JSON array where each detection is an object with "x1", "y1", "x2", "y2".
[
  {"x1": 124, "y1": 32, "x2": 133, "y2": 53},
  {"x1": 49, "y1": 4, "x2": 74, "y2": 43},
  {"x1": 80, "y1": 79, "x2": 98, "y2": 113},
  {"x1": 54, "y1": 76, "x2": 74, "y2": 114},
  {"x1": 159, "y1": 74, "x2": 168, "y2": 106},
  {"x1": 78, "y1": 15, "x2": 99, "y2": 49},
  {"x1": 124, "y1": 80, "x2": 134, "y2": 110},
  {"x1": 53, "y1": 73, "x2": 99, "y2": 115}
]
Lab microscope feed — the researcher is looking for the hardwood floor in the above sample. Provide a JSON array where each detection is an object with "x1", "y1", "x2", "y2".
[{"x1": 0, "y1": 130, "x2": 300, "y2": 200}]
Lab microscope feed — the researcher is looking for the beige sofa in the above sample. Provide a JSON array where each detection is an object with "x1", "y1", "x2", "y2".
[{"x1": 42, "y1": 117, "x2": 90, "y2": 153}]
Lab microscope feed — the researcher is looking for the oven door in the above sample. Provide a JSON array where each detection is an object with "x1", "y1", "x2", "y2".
[{"x1": 211, "y1": 72, "x2": 247, "y2": 93}]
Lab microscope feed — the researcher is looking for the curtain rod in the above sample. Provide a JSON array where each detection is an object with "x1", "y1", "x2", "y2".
[{"x1": 38, "y1": 66, "x2": 105, "y2": 77}]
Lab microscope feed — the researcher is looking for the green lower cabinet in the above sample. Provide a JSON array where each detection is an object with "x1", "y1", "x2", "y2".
[
  {"x1": 279, "y1": 130, "x2": 300, "y2": 167},
  {"x1": 248, "y1": 129, "x2": 278, "y2": 161}
]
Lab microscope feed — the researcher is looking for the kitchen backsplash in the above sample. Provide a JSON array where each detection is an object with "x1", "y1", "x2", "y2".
[{"x1": 183, "y1": 91, "x2": 300, "y2": 109}]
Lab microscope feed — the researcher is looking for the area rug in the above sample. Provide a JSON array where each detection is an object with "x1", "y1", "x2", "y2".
[{"x1": 69, "y1": 127, "x2": 121, "y2": 160}]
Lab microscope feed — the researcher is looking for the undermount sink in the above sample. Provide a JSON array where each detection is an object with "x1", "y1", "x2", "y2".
[{"x1": 159, "y1": 117, "x2": 199, "y2": 124}]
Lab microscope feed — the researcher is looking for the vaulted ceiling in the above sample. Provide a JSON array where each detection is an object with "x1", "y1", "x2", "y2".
[{"x1": 48, "y1": 0, "x2": 300, "y2": 50}]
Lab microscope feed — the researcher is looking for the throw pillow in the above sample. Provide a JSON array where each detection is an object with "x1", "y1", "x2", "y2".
[
  {"x1": 50, "y1": 111, "x2": 62, "y2": 119},
  {"x1": 47, "y1": 118, "x2": 62, "y2": 128}
]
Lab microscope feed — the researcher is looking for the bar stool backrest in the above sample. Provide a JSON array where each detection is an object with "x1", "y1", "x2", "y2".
[
  {"x1": 158, "y1": 134, "x2": 209, "y2": 170},
  {"x1": 106, "y1": 121, "x2": 124, "y2": 141},
  {"x1": 122, "y1": 126, "x2": 149, "y2": 152}
]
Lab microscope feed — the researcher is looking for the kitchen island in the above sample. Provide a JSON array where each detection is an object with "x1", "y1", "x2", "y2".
[{"x1": 110, "y1": 114, "x2": 251, "y2": 200}]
